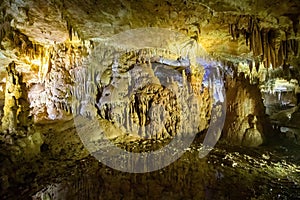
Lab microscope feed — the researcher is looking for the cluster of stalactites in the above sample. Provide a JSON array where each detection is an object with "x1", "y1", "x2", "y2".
[
  {"x1": 228, "y1": 16, "x2": 300, "y2": 69},
  {"x1": 62, "y1": 13, "x2": 84, "y2": 43},
  {"x1": 27, "y1": 41, "x2": 95, "y2": 120},
  {"x1": 0, "y1": 2, "x2": 88, "y2": 84},
  {"x1": 95, "y1": 55, "x2": 211, "y2": 139},
  {"x1": 70, "y1": 60, "x2": 98, "y2": 118},
  {"x1": 0, "y1": 6, "x2": 48, "y2": 64},
  {"x1": 236, "y1": 61, "x2": 268, "y2": 85},
  {"x1": 36, "y1": 40, "x2": 91, "y2": 83},
  {"x1": 236, "y1": 56, "x2": 300, "y2": 87}
]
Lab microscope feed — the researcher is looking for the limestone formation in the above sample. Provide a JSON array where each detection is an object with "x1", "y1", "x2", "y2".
[
  {"x1": 0, "y1": 0, "x2": 300, "y2": 199},
  {"x1": 223, "y1": 74, "x2": 269, "y2": 146},
  {"x1": 94, "y1": 51, "x2": 212, "y2": 141},
  {"x1": 25, "y1": 42, "x2": 98, "y2": 121},
  {"x1": 1, "y1": 61, "x2": 31, "y2": 134}
]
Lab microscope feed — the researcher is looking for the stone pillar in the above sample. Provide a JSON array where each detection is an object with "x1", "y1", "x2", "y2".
[{"x1": 1, "y1": 61, "x2": 31, "y2": 134}]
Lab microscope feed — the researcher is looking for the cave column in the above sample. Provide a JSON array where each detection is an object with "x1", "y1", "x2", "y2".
[{"x1": 1, "y1": 62, "x2": 31, "y2": 134}]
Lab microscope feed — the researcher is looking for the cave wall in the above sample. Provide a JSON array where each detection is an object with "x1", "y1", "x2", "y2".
[
  {"x1": 0, "y1": 40, "x2": 213, "y2": 141},
  {"x1": 0, "y1": 0, "x2": 300, "y2": 146}
]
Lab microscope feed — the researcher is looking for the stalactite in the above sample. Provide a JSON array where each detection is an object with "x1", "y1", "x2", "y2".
[
  {"x1": 284, "y1": 32, "x2": 289, "y2": 60},
  {"x1": 295, "y1": 40, "x2": 299, "y2": 56},
  {"x1": 267, "y1": 32, "x2": 272, "y2": 68},
  {"x1": 270, "y1": 45, "x2": 276, "y2": 69},
  {"x1": 243, "y1": 17, "x2": 300, "y2": 69},
  {"x1": 66, "y1": 18, "x2": 73, "y2": 41},
  {"x1": 278, "y1": 41, "x2": 284, "y2": 67},
  {"x1": 248, "y1": 17, "x2": 253, "y2": 51},
  {"x1": 249, "y1": 60, "x2": 253, "y2": 73},
  {"x1": 255, "y1": 59, "x2": 260, "y2": 73},
  {"x1": 261, "y1": 30, "x2": 267, "y2": 67},
  {"x1": 257, "y1": 26, "x2": 263, "y2": 57},
  {"x1": 290, "y1": 39, "x2": 299, "y2": 56},
  {"x1": 276, "y1": 38, "x2": 300, "y2": 67}
]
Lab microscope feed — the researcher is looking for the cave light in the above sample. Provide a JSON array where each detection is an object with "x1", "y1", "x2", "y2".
[{"x1": 31, "y1": 59, "x2": 41, "y2": 66}]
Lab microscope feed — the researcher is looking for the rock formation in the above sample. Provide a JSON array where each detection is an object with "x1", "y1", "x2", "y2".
[
  {"x1": 1, "y1": 61, "x2": 31, "y2": 134},
  {"x1": 94, "y1": 53, "x2": 212, "y2": 140},
  {"x1": 0, "y1": 0, "x2": 300, "y2": 199},
  {"x1": 223, "y1": 73, "x2": 268, "y2": 146}
]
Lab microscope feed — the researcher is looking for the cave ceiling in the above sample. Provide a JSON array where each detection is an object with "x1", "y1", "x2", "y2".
[{"x1": 0, "y1": 0, "x2": 300, "y2": 83}]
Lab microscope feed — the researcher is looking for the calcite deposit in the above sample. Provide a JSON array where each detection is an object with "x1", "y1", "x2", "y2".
[
  {"x1": 0, "y1": 0, "x2": 300, "y2": 199},
  {"x1": 223, "y1": 74, "x2": 269, "y2": 147},
  {"x1": 2, "y1": 61, "x2": 31, "y2": 134}
]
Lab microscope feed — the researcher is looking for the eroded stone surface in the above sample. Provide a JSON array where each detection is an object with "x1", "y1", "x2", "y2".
[
  {"x1": 0, "y1": 0, "x2": 300, "y2": 199},
  {"x1": 223, "y1": 74, "x2": 269, "y2": 146}
]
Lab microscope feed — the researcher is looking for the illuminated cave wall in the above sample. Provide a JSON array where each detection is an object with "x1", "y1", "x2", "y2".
[{"x1": 0, "y1": 0, "x2": 300, "y2": 147}]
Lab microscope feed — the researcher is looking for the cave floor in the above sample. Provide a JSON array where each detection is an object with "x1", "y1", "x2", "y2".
[{"x1": 1, "y1": 119, "x2": 300, "y2": 200}]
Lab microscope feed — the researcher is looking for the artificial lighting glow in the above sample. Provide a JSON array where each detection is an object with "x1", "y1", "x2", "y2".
[
  {"x1": 238, "y1": 61, "x2": 267, "y2": 83},
  {"x1": 273, "y1": 79, "x2": 298, "y2": 92},
  {"x1": 31, "y1": 59, "x2": 42, "y2": 66},
  {"x1": 260, "y1": 78, "x2": 299, "y2": 94}
]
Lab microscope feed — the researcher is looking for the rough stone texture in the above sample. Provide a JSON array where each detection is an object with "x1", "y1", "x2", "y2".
[
  {"x1": 1, "y1": 129, "x2": 299, "y2": 200},
  {"x1": 1, "y1": 61, "x2": 32, "y2": 134},
  {"x1": 0, "y1": 0, "x2": 300, "y2": 199},
  {"x1": 95, "y1": 54, "x2": 211, "y2": 140},
  {"x1": 0, "y1": 61, "x2": 43, "y2": 161},
  {"x1": 0, "y1": 0, "x2": 298, "y2": 146},
  {"x1": 1, "y1": 0, "x2": 300, "y2": 74},
  {"x1": 0, "y1": 34, "x2": 212, "y2": 142},
  {"x1": 223, "y1": 74, "x2": 269, "y2": 146},
  {"x1": 24, "y1": 42, "x2": 93, "y2": 121}
]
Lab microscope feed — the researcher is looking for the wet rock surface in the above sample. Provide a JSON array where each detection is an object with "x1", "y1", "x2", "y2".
[
  {"x1": 0, "y1": 0, "x2": 300, "y2": 199},
  {"x1": 1, "y1": 120, "x2": 300, "y2": 200}
]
